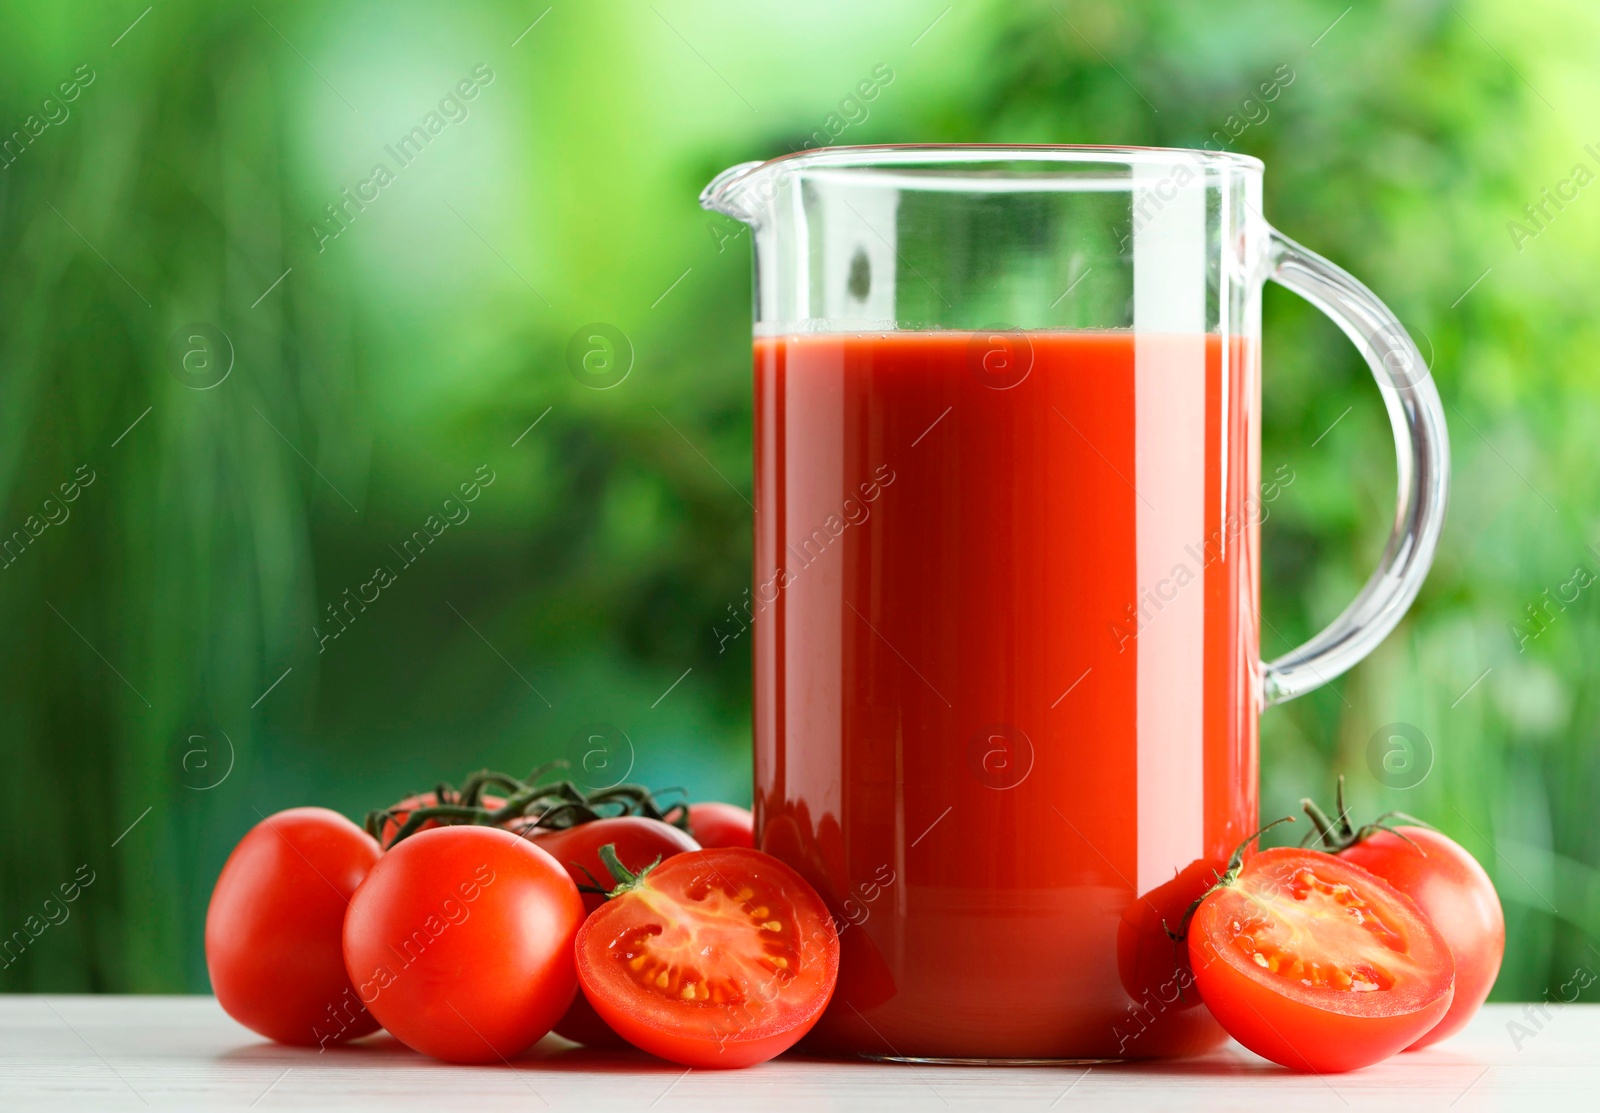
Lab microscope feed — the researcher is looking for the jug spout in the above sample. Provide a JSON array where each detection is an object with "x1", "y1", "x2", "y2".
[{"x1": 699, "y1": 159, "x2": 770, "y2": 224}]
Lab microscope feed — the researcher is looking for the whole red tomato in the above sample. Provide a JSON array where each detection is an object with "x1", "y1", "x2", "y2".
[
  {"x1": 759, "y1": 804, "x2": 898, "y2": 1021},
  {"x1": 687, "y1": 801, "x2": 754, "y2": 849},
  {"x1": 1188, "y1": 846, "x2": 1455, "y2": 1072},
  {"x1": 342, "y1": 825, "x2": 584, "y2": 1063},
  {"x1": 576, "y1": 847, "x2": 839, "y2": 1068},
  {"x1": 527, "y1": 817, "x2": 700, "y2": 1048},
  {"x1": 1114, "y1": 858, "x2": 1230, "y2": 1058},
  {"x1": 206, "y1": 807, "x2": 381, "y2": 1047},
  {"x1": 1336, "y1": 826, "x2": 1503, "y2": 1049}
]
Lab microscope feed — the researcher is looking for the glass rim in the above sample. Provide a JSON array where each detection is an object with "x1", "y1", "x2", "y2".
[{"x1": 703, "y1": 143, "x2": 1264, "y2": 212}]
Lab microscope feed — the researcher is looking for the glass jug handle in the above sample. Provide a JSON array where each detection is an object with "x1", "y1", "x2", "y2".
[{"x1": 1258, "y1": 229, "x2": 1450, "y2": 706}]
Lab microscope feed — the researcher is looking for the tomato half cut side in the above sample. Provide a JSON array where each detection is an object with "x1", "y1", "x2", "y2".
[
  {"x1": 575, "y1": 847, "x2": 840, "y2": 1068},
  {"x1": 1188, "y1": 847, "x2": 1455, "y2": 1073},
  {"x1": 529, "y1": 816, "x2": 701, "y2": 1048}
]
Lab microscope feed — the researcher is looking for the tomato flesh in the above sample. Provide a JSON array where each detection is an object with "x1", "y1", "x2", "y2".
[
  {"x1": 576, "y1": 848, "x2": 839, "y2": 1068},
  {"x1": 1189, "y1": 847, "x2": 1454, "y2": 1072}
]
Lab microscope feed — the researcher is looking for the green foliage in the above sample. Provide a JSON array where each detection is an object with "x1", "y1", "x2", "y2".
[{"x1": 2, "y1": 0, "x2": 1596, "y2": 1004}]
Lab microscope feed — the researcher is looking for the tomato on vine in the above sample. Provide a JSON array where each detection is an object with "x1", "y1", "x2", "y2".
[
  {"x1": 368, "y1": 766, "x2": 693, "y2": 849},
  {"x1": 374, "y1": 791, "x2": 507, "y2": 848}
]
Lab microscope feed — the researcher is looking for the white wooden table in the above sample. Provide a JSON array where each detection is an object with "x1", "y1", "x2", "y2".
[{"x1": 1, "y1": 997, "x2": 1594, "y2": 1110}]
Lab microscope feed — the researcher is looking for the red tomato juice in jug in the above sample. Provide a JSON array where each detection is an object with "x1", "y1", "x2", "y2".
[{"x1": 751, "y1": 329, "x2": 1260, "y2": 1060}]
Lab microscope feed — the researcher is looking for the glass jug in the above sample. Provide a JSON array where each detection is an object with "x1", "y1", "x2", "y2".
[{"x1": 700, "y1": 145, "x2": 1449, "y2": 1061}]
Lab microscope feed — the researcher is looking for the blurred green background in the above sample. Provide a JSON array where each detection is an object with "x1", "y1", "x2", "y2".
[{"x1": 2, "y1": 0, "x2": 1596, "y2": 1003}]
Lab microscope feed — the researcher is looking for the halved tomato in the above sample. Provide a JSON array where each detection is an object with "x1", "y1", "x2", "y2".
[
  {"x1": 528, "y1": 816, "x2": 701, "y2": 1048},
  {"x1": 575, "y1": 847, "x2": 839, "y2": 1068},
  {"x1": 1188, "y1": 846, "x2": 1455, "y2": 1072}
]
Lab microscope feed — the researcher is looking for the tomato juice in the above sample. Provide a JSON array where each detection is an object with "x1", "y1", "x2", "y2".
[{"x1": 752, "y1": 330, "x2": 1260, "y2": 1059}]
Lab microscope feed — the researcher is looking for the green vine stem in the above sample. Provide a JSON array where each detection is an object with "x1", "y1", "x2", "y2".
[
  {"x1": 369, "y1": 760, "x2": 698, "y2": 848},
  {"x1": 1299, "y1": 775, "x2": 1434, "y2": 855},
  {"x1": 457, "y1": 769, "x2": 528, "y2": 806},
  {"x1": 596, "y1": 843, "x2": 662, "y2": 898}
]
